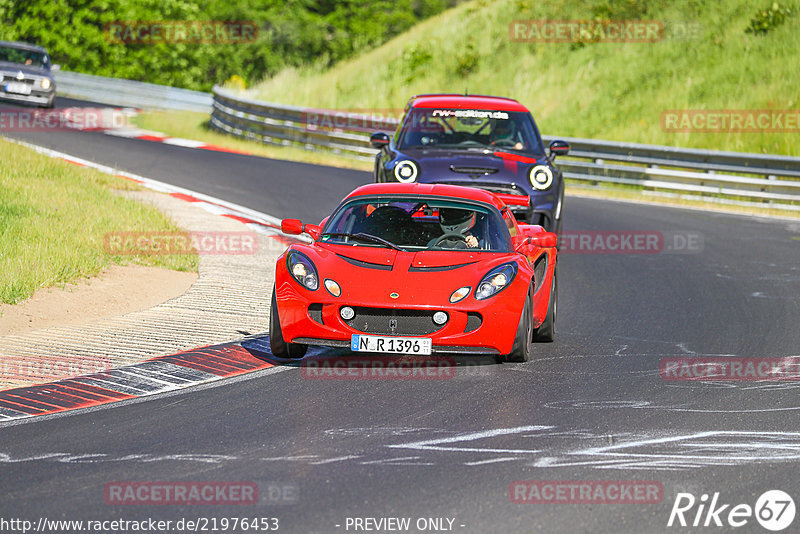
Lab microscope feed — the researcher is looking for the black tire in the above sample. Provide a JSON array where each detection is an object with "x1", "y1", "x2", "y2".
[
  {"x1": 533, "y1": 270, "x2": 557, "y2": 342},
  {"x1": 503, "y1": 288, "x2": 533, "y2": 363},
  {"x1": 269, "y1": 287, "x2": 308, "y2": 359}
]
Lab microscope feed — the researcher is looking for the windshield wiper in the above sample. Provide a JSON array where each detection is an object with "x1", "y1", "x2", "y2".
[{"x1": 321, "y1": 232, "x2": 406, "y2": 252}]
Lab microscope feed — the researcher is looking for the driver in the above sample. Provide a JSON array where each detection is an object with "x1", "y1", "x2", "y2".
[
  {"x1": 436, "y1": 208, "x2": 479, "y2": 248},
  {"x1": 490, "y1": 119, "x2": 523, "y2": 150}
]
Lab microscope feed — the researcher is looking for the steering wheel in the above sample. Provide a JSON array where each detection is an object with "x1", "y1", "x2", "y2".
[{"x1": 428, "y1": 232, "x2": 468, "y2": 248}]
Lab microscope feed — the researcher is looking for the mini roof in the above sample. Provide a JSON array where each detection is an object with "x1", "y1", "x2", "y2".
[{"x1": 408, "y1": 93, "x2": 529, "y2": 113}]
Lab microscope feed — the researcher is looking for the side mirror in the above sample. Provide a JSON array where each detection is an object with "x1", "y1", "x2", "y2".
[
  {"x1": 530, "y1": 232, "x2": 557, "y2": 248},
  {"x1": 281, "y1": 219, "x2": 303, "y2": 235},
  {"x1": 370, "y1": 132, "x2": 390, "y2": 149},
  {"x1": 548, "y1": 140, "x2": 569, "y2": 158},
  {"x1": 281, "y1": 219, "x2": 321, "y2": 240},
  {"x1": 51, "y1": 64, "x2": 61, "y2": 72},
  {"x1": 513, "y1": 232, "x2": 557, "y2": 251}
]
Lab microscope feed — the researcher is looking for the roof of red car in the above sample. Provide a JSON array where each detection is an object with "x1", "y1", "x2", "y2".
[
  {"x1": 408, "y1": 94, "x2": 529, "y2": 113},
  {"x1": 343, "y1": 182, "x2": 512, "y2": 211}
]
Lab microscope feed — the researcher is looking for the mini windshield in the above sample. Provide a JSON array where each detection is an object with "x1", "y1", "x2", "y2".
[
  {"x1": 0, "y1": 46, "x2": 48, "y2": 68},
  {"x1": 322, "y1": 197, "x2": 511, "y2": 252},
  {"x1": 397, "y1": 108, "x2": 544, "y2": 154}
]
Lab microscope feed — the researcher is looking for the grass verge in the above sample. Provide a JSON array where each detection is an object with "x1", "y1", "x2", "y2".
[{"x1": 0, "y1": 138, "x2": 197, "y2": 305}]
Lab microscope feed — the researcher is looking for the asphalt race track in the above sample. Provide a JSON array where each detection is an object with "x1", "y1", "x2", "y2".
[{"x1": 1, "y1": 98, "x2": 800, "y2": 533}]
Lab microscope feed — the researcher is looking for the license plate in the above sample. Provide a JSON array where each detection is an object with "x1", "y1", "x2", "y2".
[
  {"x1": 4, "y1": 82, "x2": 31, "y2": 95},
  {"x1": 351, "y1": 334, "x2": 432, "y2": 355}
]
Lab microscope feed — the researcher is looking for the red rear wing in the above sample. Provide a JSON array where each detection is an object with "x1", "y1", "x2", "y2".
[{"x1": 495, "y1": 194, "x2": 530, "y2": 208}]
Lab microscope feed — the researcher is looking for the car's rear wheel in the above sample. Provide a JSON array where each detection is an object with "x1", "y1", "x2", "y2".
[
  {"x1": 533, "y1": 270, "x2": 557, "y2": 342},
  {"x1": 269, "y1": 287, "x2": 308, "y2": 359},
  {"x1": 503, "y1": 288, "x2": 533, "y2": 363}
]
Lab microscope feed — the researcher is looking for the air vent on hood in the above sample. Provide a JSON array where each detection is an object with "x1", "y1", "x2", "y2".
[{"x1": 449, "y1": 165, "x2": 498, "y2": 175}]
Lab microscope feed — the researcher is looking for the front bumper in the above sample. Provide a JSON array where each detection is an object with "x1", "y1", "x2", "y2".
[
  {"x1": 0, "y1": 89, "x2": 54, "y2": 106},
  {"x1": 275, "y1": 278, "x2": 529, "y2": 356}
]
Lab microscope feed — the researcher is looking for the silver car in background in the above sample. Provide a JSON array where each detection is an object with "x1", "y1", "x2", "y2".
[{"x1": 0, "y1": 41, "x2": 57, "y2": 108}]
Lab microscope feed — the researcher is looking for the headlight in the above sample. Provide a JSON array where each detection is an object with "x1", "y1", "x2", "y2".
[
  {"x1": 41, "y1": 78, "x2": 51, "y2": 90},
  {"x1": 475, "y1": 263, "x2": 517, "y2": 300},
  {"x1": 393, "y1": 160, "x2": 418, "y2": 183},
  {"x1": 287, "y1": 251, "x2": 318, "y2": 290},
  {"x1": 529, "y1": 165, "x2": 553, "y2": 190},
  {"x1": 449, "y1": 286, "x2": 471, "y2": 303}
]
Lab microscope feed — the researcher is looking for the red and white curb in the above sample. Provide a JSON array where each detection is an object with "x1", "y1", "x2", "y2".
[
  {"x1": 0, "y1": 342, "x2": 278, "y2": 422},
  {"x1": 104, "y1": 126, "x2": 254, "y2": 155}
]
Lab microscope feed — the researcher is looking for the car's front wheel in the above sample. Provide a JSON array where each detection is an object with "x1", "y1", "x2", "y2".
[
  {"x1": 269, "y1": 287, "x2": 308, "y2": 359},
  {"x1": 503, "y1": 288, "x2": 533, "y2": 363}
]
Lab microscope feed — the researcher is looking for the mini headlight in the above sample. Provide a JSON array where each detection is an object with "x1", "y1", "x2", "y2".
[
  {"x1": 475, "y1": 263, "x2": 518, "y2": 300},
  {"x1": 324, "y1": 279, "x2": 341, "y2": 297},
  {"x1": 41, "y1": 78, "x2": 52, "y2": 90},
  {"x1": 287, "y1": 251, "x2": 318, "y2": 290},
  {"x1": 393, "y1": 160, "x2": 418, "y2": 183},
  {"x1": 449, "y1": 286, "x2": 471, "y2": 303},
  {"x1": 529, "y1": 165, "x2": 554, "y2": 190}
]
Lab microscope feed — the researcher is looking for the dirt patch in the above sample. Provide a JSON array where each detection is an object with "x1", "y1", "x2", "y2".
[{"x1": 0, "y1": 265, "x2": 197, "y2": 336}]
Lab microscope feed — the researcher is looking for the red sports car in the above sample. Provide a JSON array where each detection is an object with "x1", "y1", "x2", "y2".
[{"x1": 270, "y1": 183, "x2": 558, "y2": 362}]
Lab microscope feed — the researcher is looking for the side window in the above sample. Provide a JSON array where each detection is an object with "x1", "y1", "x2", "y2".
[{"x1": 502, "y1": 208, "x2": 517, "y2": 237}]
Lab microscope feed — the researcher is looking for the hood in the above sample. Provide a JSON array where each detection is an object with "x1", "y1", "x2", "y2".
[
  {"x1": 402, "y1": 148, "x2": 544, "y2": 184},
  {"x1": 0, "y1": 62, "x2": 51, "y2": 78}
]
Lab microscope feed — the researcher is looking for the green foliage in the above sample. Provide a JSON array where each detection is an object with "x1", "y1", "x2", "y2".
[
  {"x1": 454, "y1": 41, "x2": 479, "y2": 77},
  {"x1": 401, "y1": 44, "x2": 433, "y2": 83},
  {"x1": 0, "y1": 0, "x2": 459, "y2": 91},
  {"x1": 745, "y1": 2, "x2": 794, "y2": 34}
]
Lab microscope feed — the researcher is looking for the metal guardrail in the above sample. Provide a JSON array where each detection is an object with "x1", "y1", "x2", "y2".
[
  {"x1": 54, "y1": 70, "x2": 212, "y2": 112},
  {"x1": 211, "y1": 85, "x2": 800, "y2": 210}
]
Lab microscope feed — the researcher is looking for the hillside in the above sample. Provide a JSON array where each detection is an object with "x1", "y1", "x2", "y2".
[{"x1": 245, "y1": 0, "x2": 799, "y2": 156}]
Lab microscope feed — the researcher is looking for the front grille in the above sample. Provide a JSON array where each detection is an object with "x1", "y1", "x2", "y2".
[
  {"x1": 1, "y1": 75, "x2": 35, "y2": 84},
  {"x1": 308, "y1": 303, "x2": 324, "y2": 324},
  {"x1": 464, "y1": 313, "x2": 482, "y2": 333},
  {"x1": 344, "y1": 307, "x2": 443, "y2": 335}
]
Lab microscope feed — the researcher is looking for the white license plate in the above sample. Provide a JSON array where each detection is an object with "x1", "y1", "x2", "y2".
[
  {"x1": 351, "y1": 334, "x2": 432, "y2": 355},
  {"x1": 5, "y1": 82, "x2": 32, "y2": 95}
]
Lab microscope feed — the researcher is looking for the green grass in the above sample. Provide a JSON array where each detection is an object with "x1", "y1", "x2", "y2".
[
  {"x1": 0, "y1": 139, "x2": 197, "y2": 305},
  {"x1": 242, "y1": 0, "x2": 799, "y2": 156},
  {"x1": 131, "y1": 111, "x2": 373, "y2": 171}
]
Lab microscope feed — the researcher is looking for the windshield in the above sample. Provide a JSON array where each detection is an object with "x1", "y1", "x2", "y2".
[
  {"x1": 0, "y1": 46, "x2": 48, "y2": 68},
  {"x1": 322, "y1": 196, "x2": 511, "y2": 252},
  {"x1": 397, "y1": 107, "x2": 544, "y2": 154}
]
